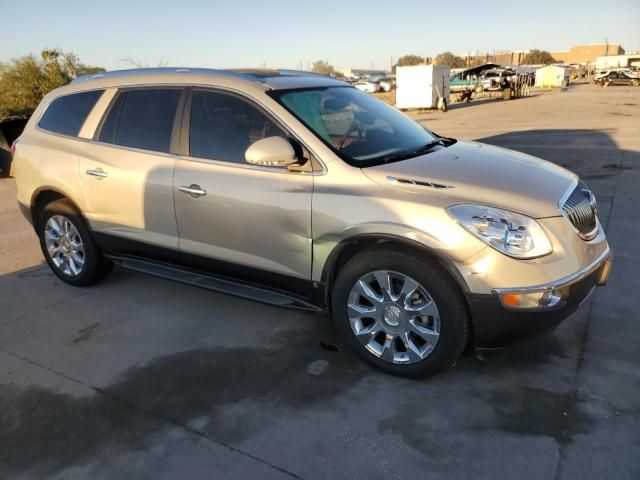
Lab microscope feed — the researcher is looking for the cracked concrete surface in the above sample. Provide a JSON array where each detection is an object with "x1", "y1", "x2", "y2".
[{"x1": 0, "y1": 83, "x2": 638, "y2": 479}]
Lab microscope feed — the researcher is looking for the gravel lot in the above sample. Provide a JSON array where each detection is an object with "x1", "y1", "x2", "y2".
[{"x1": 1, "y1": 83, "x2": 638, "y2": 480}]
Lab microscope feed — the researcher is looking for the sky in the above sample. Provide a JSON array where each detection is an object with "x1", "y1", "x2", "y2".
[{"x1": 2, "y1": 0, "x2": 639, "y2": 71}]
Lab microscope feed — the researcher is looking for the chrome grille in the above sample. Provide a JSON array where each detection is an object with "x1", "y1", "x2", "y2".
[{"x1": 562, "y1": 181, "x2": 598, "y2": 240}]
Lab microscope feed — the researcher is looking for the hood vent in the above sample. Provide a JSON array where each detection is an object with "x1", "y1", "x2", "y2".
[{"x1": 387, "y1": 176, "x2": 453, "y2": 189}]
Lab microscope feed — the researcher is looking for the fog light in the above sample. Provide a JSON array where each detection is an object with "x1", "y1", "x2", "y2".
[{"x1": 499, "y1": 289, "x2": 563, "y2": 309}]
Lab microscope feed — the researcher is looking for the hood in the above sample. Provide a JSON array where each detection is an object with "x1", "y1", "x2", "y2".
[{"x1": 362, "y1": 140, "x2": 576, "y2": 218}]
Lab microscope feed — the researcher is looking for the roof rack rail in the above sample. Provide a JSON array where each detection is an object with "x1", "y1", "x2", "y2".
[{"x1": 71, "y1": 67, "x2": 327, "y2": 85}]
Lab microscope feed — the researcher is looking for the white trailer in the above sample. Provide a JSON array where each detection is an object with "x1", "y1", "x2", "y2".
[
  {"x1": 535, "y1": 65, "x2": 570, "y2": 88},
  {"x1": 395, "y1": 65, "x2": 450, "y2": 110}
]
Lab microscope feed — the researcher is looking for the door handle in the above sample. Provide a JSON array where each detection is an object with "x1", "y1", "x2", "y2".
[
  {"x1": 178, "y1": 184, "x2": 207, "y2": 198},
  {"x1": 86, "y1": 168, "x2": 108, "y2": 179}
]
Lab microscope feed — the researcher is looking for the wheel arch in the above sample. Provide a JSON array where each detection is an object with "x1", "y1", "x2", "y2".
[
  {"x1": 320, "y1": 234, "x2": 471, "y2": 305},
  {"x1": 30, "y1": 187, "x2": 85, "y2": 231}
]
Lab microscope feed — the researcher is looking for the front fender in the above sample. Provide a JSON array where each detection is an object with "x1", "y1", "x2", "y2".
[{"x1": 312, "y1": 218, "x2": 487, "y2": 285}]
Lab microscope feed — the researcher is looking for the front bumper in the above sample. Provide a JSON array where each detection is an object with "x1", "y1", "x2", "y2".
[{"x1": 467, "y1": 247, "x2": 612, "y2": 348}]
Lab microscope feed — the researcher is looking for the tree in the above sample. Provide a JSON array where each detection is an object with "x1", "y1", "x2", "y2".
[
  {"x1": 434, "y1": 52, "x2": 465, "y2": 68},
  {"x1": 311, "y1": 60, "x2": 334, "y2": 75},
  {"x1": 467, "y1": 56, "x2": 488, "y2": 67},
  {"x1": 0, "y1": 49, "x2": 104, "y2": 117},
  {"x1": 523, "y1": 50, "x2": 557, "y2": 65},
  {"x1": 396, "y1": 54, "x2": 425, "y2": 67},
  {"x1": 122, "y1": 57, "x2": 169, "y2": 69}
]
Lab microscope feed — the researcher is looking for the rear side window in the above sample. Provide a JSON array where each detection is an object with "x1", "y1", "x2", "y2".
[
  {"x1": 99, "y1": 89, "x2": 182, "y2": 153},
  {"x1": 39, "y1": 90, "x2": 104, "y2": 136}
]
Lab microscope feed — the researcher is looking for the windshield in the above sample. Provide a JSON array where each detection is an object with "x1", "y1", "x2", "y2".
[{"x1": 270, "y1": 86, "x2": 444, "y2": 167}]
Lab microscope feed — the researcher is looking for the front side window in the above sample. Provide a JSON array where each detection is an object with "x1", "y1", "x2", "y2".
[
  {"x1": 39, "y1": 90, "x2": 104, "y2": 136},
  {"x1": 99, "y1": 89, "x2": 182, "y2": 153},
  {"x1": 189, "y1": 90, "x2": 286, "y2": 163},
  {"x1": 271, "y1": 86, "x2": 441, "y2": 167}
]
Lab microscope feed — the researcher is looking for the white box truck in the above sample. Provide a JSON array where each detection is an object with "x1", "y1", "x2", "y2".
[{"x1": 396, "y1": 65, "x2": 450, "y2": 110}]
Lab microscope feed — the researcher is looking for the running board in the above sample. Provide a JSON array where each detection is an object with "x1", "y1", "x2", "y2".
[{"x1": 107, "y1": 255, "x2": 322, "y2": 312}]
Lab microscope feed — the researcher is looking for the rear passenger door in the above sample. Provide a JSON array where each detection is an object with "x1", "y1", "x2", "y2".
[{"x1": 80, "y1": 88, "x2": 185, "y2": 255}]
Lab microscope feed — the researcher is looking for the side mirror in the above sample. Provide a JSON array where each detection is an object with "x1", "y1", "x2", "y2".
[{"x1": 245, "y1": 136, "x2": 297, "y2": 167}]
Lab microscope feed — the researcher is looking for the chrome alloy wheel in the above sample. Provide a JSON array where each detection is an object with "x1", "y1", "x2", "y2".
[
  {"x1": 347, "y1": 270, "x2": 441, "y2": 364},
  {"x1": 44, "y1": 215, "x2": 85, "y2": 277}
]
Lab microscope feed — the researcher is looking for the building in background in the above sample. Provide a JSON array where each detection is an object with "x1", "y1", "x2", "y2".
[
  {"x1": 462, "y1": 51, "x2": 529, "y2": 66},
  {"x1": 551, "y1": 43, "x2": 625, "y2": 65},
  {"x1": 595, "y1": 53, "x2": 640, "y2": 70},
  {"x1": 457, "y1": 43, "x2": 627, "y2": 68},
  {"x1": 494, "y1": 51, "x2": 529, "y2": 66}
]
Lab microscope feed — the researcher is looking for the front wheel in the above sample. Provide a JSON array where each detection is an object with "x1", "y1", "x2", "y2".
[
  {"x1": 331, "y1": 247, "x2": 469, "y2": 378},
  {"x1": 38, "y1": 199, "x2": 112, "y2": 286}
]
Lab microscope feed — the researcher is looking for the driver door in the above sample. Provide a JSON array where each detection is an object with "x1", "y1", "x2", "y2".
[{"x1": 173, "y1": 89, "x2": 313, "y2": 294}]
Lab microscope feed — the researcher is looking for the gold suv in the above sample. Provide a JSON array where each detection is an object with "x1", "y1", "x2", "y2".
[{"x1": 13, "y1": 68, "x2": 612, "y2": 377}]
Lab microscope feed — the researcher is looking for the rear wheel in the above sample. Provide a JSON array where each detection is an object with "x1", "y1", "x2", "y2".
[
  {"x1": 38, "y1": 199, "x2": 112, "y2": 286},
  {"x1": 331, "y1": 247, "x2": 469, "y2": 378}
]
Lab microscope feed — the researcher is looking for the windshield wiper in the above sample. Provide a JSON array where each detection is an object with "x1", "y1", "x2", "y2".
[
  {"x1": 374, "y1": 137, "x2": 457, "y2": 165},
  {"x1": 413, "y1": 137, "x2": 456, "y2": 155}
]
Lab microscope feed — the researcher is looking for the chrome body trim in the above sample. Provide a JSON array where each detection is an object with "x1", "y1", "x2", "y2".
[
  {"x1": 558, "y1": 177, "x2": 599, "y2": 241},
  {"x1": 85, "y1": 168, "x2": 108, "y2": 178},
  {"x1": 492, "y1": 246, "x2": 611, "y2": 295},
  {"x1": 178, "y1": 185, "x2": 207, "y2": 197},
  {"x1": 557, "y1": 176, "x2": 579, "y2": 212},
  {"x1": 386, "y1": 176, "x2": 454, "y2": 189}
]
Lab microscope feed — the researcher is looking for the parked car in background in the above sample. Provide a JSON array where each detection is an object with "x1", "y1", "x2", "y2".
[
  {"x1": 0, "y1": 115, "x2": 31, "y2": 177},
  {"x1": 379, "y1": 77, "x2": 394, "y2": 92},
  {"x1": 13, "y1": 68, "x2": 611, "y2": 378},
  {"x1": 595, "y1": 70, "x2": 640, "y2": 87},
  {"x1": 481, "y1": 69, "x2": 515, "y2": 90},
  {"x1": 0, "y1": 130, "x2": 11, "y2": 177},
  {"x1": 354, "y1": 80, "x2": 379, "y2": 93},
  {"x1": 595, "y1": 68, "x2": 638, "y2": 80}
]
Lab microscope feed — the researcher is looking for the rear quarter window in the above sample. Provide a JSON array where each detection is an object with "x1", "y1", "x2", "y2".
[{"x1": 38, "y1": 90, "x2": 104, "y2": 137}]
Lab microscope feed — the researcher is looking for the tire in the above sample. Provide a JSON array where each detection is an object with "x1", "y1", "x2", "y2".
[
  {"x1": 37, "y1": 199, "x2": 113, "y2": 286},
  {"x1": 331, "y1": 246, "x2": 469, "y2": 378}
]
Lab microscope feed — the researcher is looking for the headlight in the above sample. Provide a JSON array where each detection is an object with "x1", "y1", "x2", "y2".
[{"x1": 447, "y1": 204, "x2": 552, "y2": 259}]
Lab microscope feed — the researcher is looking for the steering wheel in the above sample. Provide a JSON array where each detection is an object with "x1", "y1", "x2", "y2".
[{"x1": 337, "y1": 122, "x2": 363, "y2": 151}]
